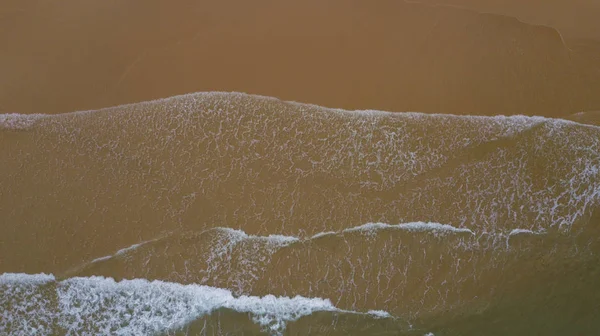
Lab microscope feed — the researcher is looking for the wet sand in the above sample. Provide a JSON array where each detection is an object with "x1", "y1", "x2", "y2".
[{"x1": 1, "y1": 0, "x2": 600, "y2": 116}]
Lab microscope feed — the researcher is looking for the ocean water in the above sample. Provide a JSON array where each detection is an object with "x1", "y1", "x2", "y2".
[{"x1": 1, "y1": 92, "x2": 599, "y2": 335}]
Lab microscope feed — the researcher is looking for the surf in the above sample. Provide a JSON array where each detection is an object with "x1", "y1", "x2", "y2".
[
  {"x1": 1, "y1": 92, "x2": 599, "y2": 335},
  {"x1": 1, "y1": 273, "x2": 403, "y2": 336}
]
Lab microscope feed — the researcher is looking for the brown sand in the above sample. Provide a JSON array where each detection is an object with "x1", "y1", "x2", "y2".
[{"x1": 1, "y1": 0, "x2": 600, "y2": 116}]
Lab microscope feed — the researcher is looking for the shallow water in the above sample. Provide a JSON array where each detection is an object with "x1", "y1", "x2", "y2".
[
  {"x1": 1, "y1": 92, "x2": 599, "y2": 335},
  {"x1": 3, "y1": 0, "x2": 600, "y2": 117}
]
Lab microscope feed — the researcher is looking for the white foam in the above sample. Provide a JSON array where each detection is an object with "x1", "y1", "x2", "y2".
[
  {"x1": 227, "y1": 294, "x2": 336, "y2": 333},
  {"x1": 214, "y1": 222, "x2": 476, "y2": 243},
  {"x1": 0, "y1": 272, "x2": 55, "y2": 284},
  {"x1": 216, "y1": 227, "x2": 249, "y2": 238},
  {"x1": 509, "y1": 229, "x2": 545, "y2": 236},
  {"x1": 0, "y1": 273, "x2": 58, "y2": 336},
  {"x1": 8, "y1": 91, "x2": 584, "y2": 129},
  {"x1": 310, "y1": 231, "x2": 337, "y2": 239},
  {"x1": 89, "y1": 255, "x2": 112, "y2": 263},
  {"x1": 78, "y1": 222, "x2": 546, "y2": 282},
  {"x1": 84, "y1": 228, "x2": 299, "y2": 267},
  {"x1": 75, "y1": 228, "x2": 302, "y2": 296},
  {"x1": 368, "y1": 310, "x2": 392, "y2": 318},
  {"x1": 343, "y1": 222, "x2": 475, "y2": 236},
  {"x1": 214, "y1": 228, "x2": 298, "y2": 244},
  {"x1": 1, "y1": 273, "x2": 393, "y2": 336},
  {"x1": 0, "y1": 113, "x2": 46, "y2": 130},
  {"x1": 343, "y1": 222, "x2": 394, "y2": 233},
  {"x1": 261, "y1": 234, "x2": 300, "y2": 244},
  {"x1": 57, "y1": 276, "x2": 338, "y2": 335},
  {"x1": 89, "y1": 234, "x2": 170, "y2": 264}
]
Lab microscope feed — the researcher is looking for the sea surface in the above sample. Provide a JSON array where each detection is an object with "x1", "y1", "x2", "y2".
[{"x1": 1, "y1": 92, "x2": 599, "y2": 335}]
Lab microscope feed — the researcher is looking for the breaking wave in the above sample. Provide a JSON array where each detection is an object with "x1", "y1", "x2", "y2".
[{"x1": 0, "y1": 273, "x2": 399, "y2": 336}]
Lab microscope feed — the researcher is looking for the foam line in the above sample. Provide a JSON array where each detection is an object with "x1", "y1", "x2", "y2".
[
  {"x1": 2, "y1": 91, "x2": 594, "y2": 130},
  {"x1": 343, "y1": 222, "x2": 475, "y2": 235}
]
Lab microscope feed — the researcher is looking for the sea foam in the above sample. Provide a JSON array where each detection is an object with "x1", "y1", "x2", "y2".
[
  {"x1": 1, "y1": 273, "x2": 388, "y2": 336},
  {"x1": 79, "y1": 222, "x2": 532, "y2": 274},
  {"x1": 0, "y1": 272, "x2": 55, "y2": 284},
  {"x1": 368, "y1": 310, "x2": 393, "y2": 318},
  {"x1": 342, "y1": 222, "x2": 475, "y2": 236},
  {"x1": 0, "y1": 113, "x2": 46, "y2": 130},
  {"x1": 509, "y1": 229, "x2": 545, "y2": 236}
]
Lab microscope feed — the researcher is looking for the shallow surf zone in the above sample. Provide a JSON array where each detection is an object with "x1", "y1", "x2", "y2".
[
  {"x1": 0, "y1": 273, "x2": 405, "y2": 336},
  {"x1": 61, "y1": 219, "x2": 598, "y2": 332},
  {"x1": 1, "y1": 92, "x2": 600, "y2": 334}
]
